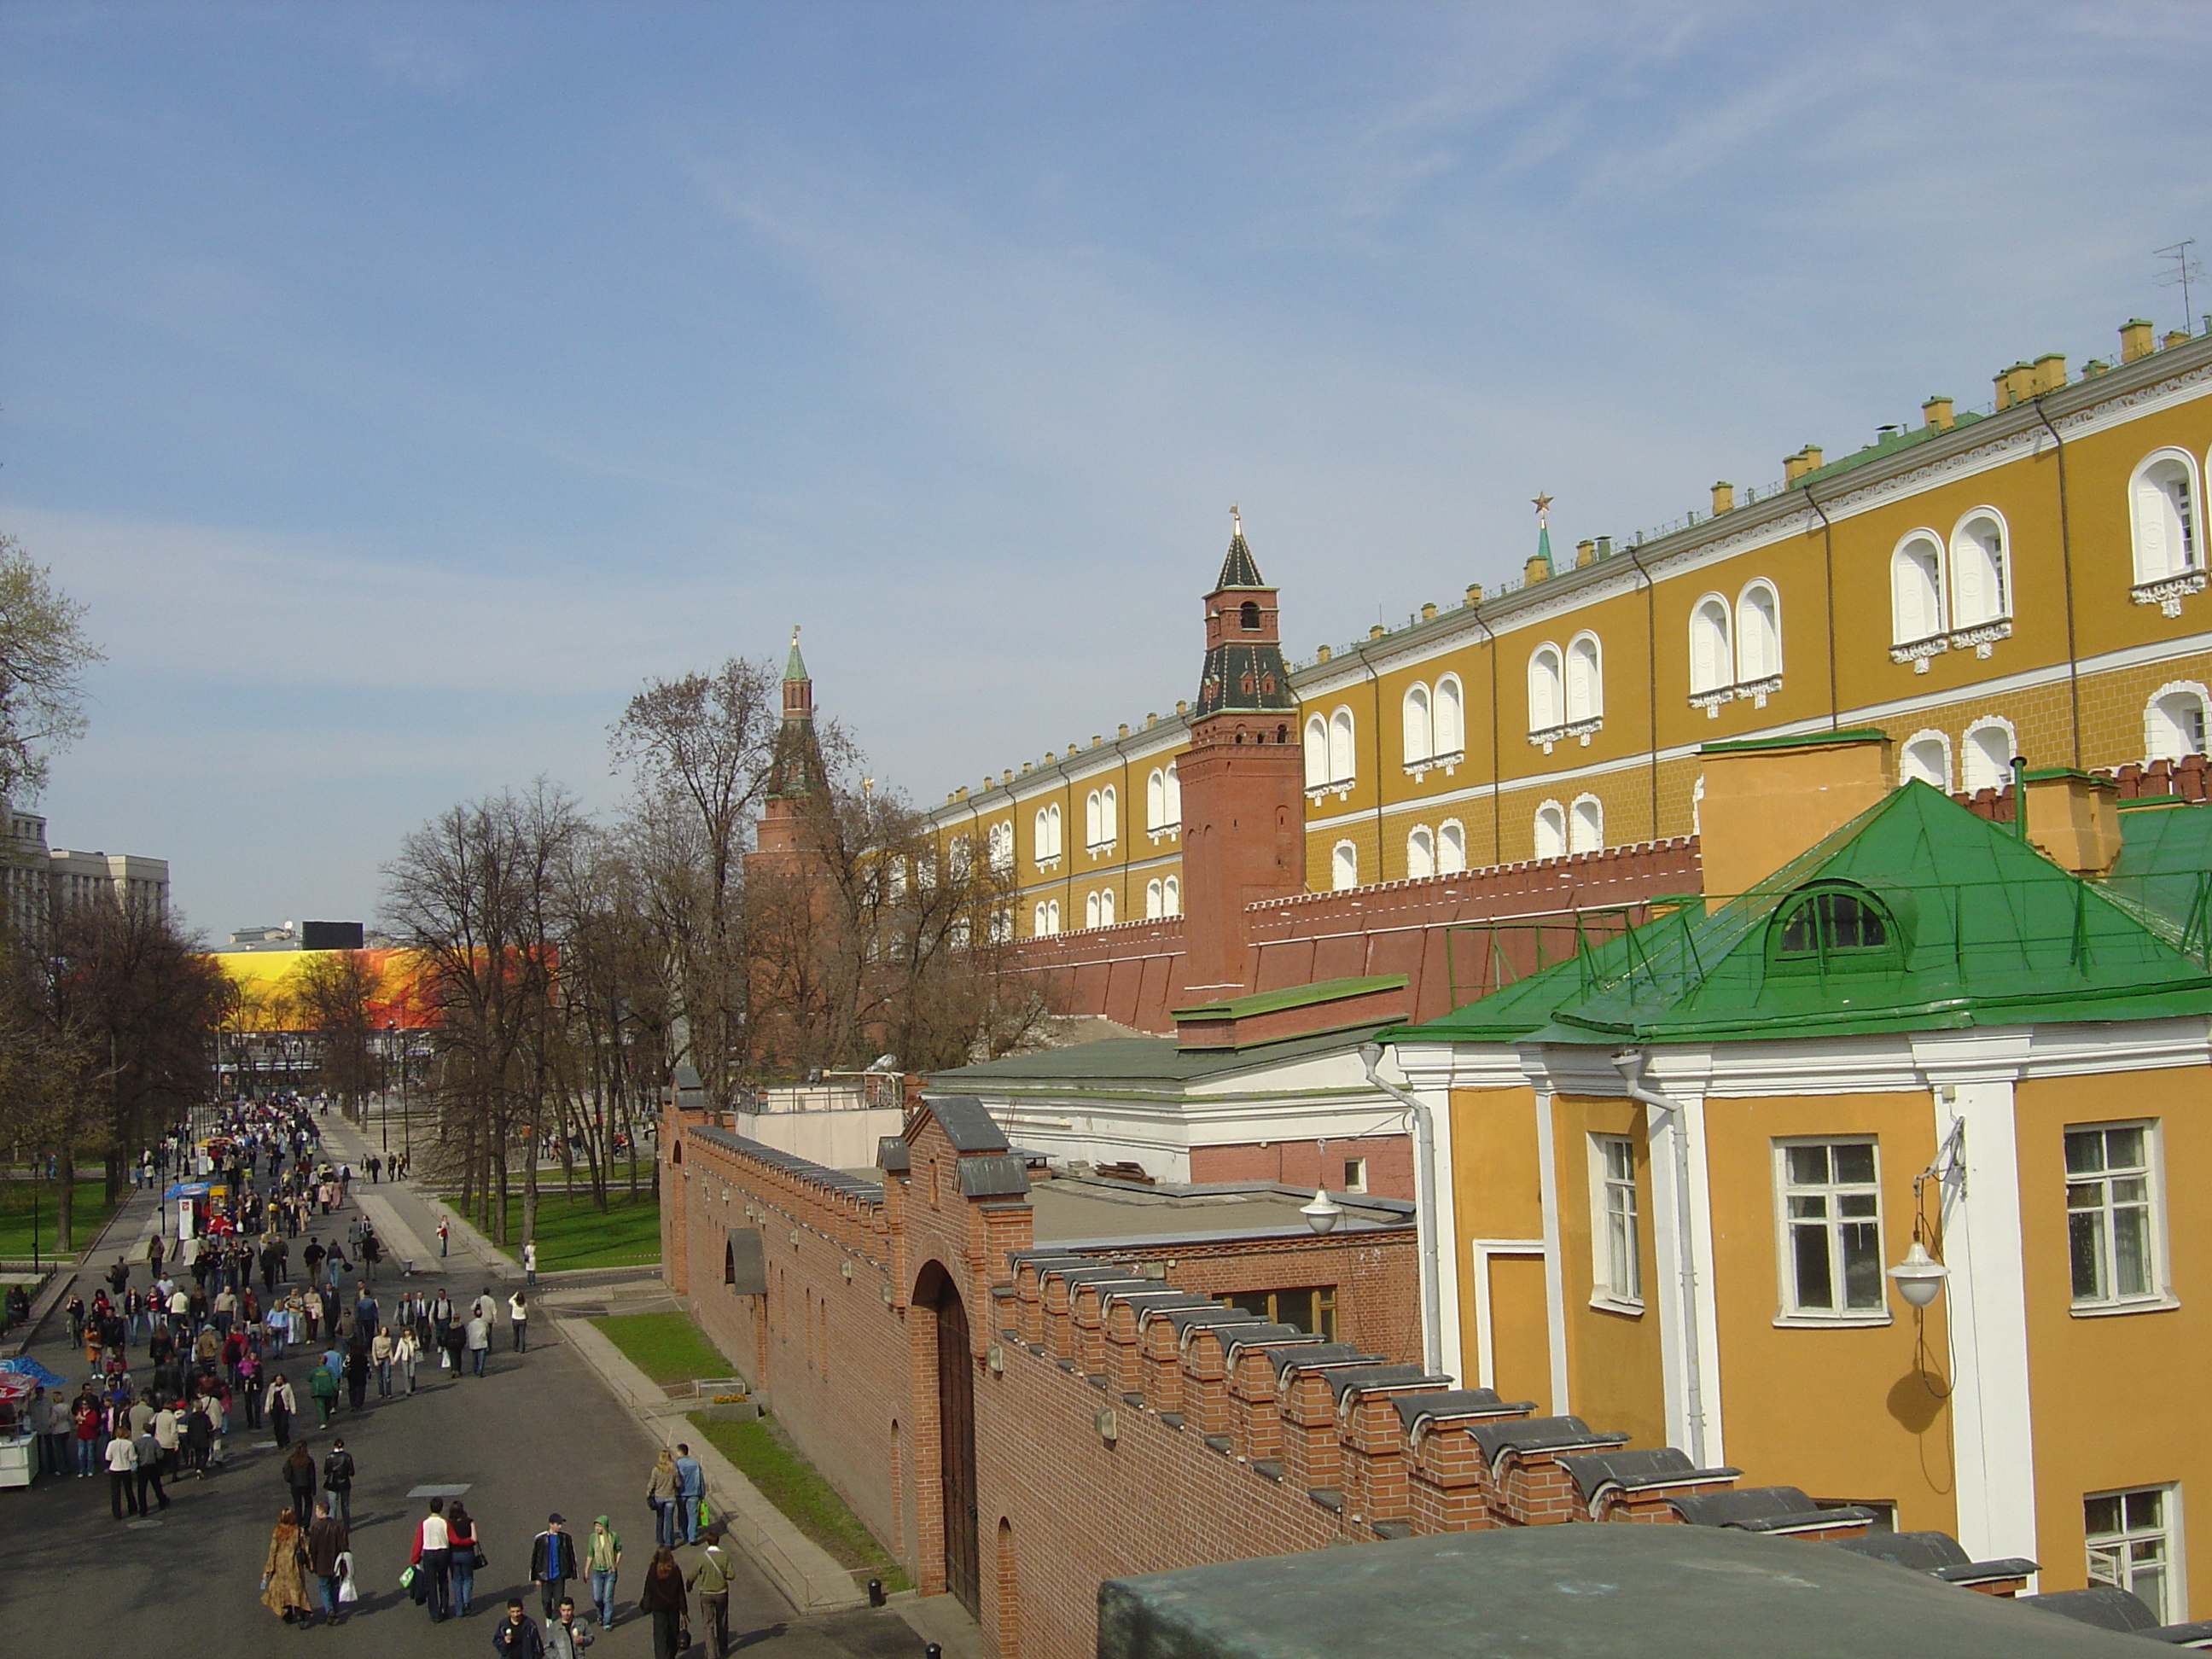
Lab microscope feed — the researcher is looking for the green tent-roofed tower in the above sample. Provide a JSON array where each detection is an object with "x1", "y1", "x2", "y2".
[{"x1": 765, "y1": 625, "x2": 825, "y2": 802}]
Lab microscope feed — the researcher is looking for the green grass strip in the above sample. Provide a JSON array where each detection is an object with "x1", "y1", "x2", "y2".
[
  {"x1": 591, "y1": 1310, "x2": 739, "y2": 1388},
  {"x1": 445, "y1": 1189, "x2": 663, "y2": 1271},
  {"x1": 0, "y1": 1179, "x2": 122, "y2": 1260},
  {"x1": 689, "y1": 1412, "x2": 909, "y2": 1589}
]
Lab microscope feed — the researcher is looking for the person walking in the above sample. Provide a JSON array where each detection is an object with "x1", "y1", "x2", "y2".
[
  {"x1": 131, "y1": 1418, "x2": 170, "y2": 1512},
  {"x1": 646, "y1": 1447, "x2": 680, "y2": 1548},
  {"x1": 105, "y1": 1424, "x2": 141, "y2": 1519},
  {"x1": 282, "y1": 1441, "x2": 317, "y2": 1523},
  {"x1": 673, "y1": 1442, "x2": 706, "y2": 1545},
  {"x1": 410, "y1": 1496, "x2": 454, "y2": 1621},
  {"x1": 345, "y1": 1336, "x2": 370, "y2": 1412},
  {"x1": 430, "y1": 1288, "x2": 454, "y2": 1354},
  {"x1": 437, "y1": 1216, "x2": 450, "y2": 1258},
  {"x1": 265, "y1": 1372, "x2": 297, "y2": 1448},
  {"x1": 306, "y1": 1495, "x2": 350, "y2": 1626},
  {"x1": 585, "y1": 1514, "x2": 621, "y2": 1630},
  {"x1": 467, "y1": 1308, "x2": 491, "y2": 1377},
  {"x1": 523, "y1": 1239, "x2": 538, "y2": 1287},
  {"x1": 531, "y1": 1512, "x2": 581, "y2": 1622},
  {"x1": 260, "y1": 1508, "x2": 315, "y2": 1625},
  {"x1": 509, "y1": 1289, "x2": 530, "y2": 1353},
  {"x1": 494, "y1": 1599, "x2": 548, "y2": 1659},
  {"x1": 394, "y1": 1324, "x2": 421, "y2": 1394},
  {"x1": 309, "y1": 1354, "x2": 339, "y2": 1426},
  {"x1": 686, "y1": 1524, "x2": 734, "y2": 1659},
  {"x1": 321, "y1": 1438, "x2": 355, "y2": 1528},
  {"x1": 446, "y1": 1499, "x2": 480, "y2": 1617},
  {"x1": 637, "y1": 1546, "x2": 688, "y2": 1659},
  {"x1": 547, "y1": 1597, "x2": 595, "y2": 1658},
  {"x1": 372, "y1": 1325, "x2": 394, "y2": 1397}
]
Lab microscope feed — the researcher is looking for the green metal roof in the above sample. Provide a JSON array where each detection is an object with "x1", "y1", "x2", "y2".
[
  {"x1": 1172, "y1": 975, "x2": 1406, "y2": 1021},
  {"x1": 1386, "y1": 783, "x2": 2212, "y2": 1048},
  {"x1": 933, "y1": 1022, "x2": 1398, "y2": 1088},
  {"x1": 783, "y1": 630, "x2": 809, "y2": 683}
]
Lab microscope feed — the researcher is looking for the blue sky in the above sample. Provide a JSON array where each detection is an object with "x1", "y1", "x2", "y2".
[{"x1": 3, "y1": 3, "x2": 2209, "y2": 937}]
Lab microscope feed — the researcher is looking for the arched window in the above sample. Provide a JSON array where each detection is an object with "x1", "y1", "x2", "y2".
[
  {"x1": 1892, "y1": 533, "x2": 1946, "y2": 644},
  {"x1": 1164, "y1": 762, "x2": 1180, "y2": 824},
  {"x1": 949, "y1": 835, "x2": 971, "y2": 880},
  {"x1": 1033, "y1": 900, "x2": 1055, "y2": 937},
  {"x1": 1528, "y1": 644, "x2": 1564, "y2": 732},
  {"x1": 1438, "y1": 820, "x2": 1466, "y2": 875},
  {"x1": 1900, "y1": 731, "x2": 1952, "y2": 791},
  {"x1": 1084, "y1": 790, "x2": 1102, "y2": 848},
  {"x1": 1569, "y1": 795, "x2": 1603, "y2": 854},
  {"x1": 988, "y1": 908, "x2": 1011, "y2": 943},
  {"x1": 987, "y1": 821, "x2": 1013, "y2": 875},
  {"x1": 1328, "y1": 707, "x2": 1356, "y2": 785},
  {"x1": 1402, "y1": 684, "x2": 1434, "y2": 765},
  {"x1": 1960, "y1": 720, "x2": 2016, "y2": 794},
  {"x1": 1239, "y1": 600, "x2": 1261, "y2": 632},
  {"x1": 1435, "y1": 674, "x2": 1464, "y2": 757},
  {"x1": 1099, "y1": 888, "x2": 1115, "y2": 926},
  {"x1": 1565, "y1": 632, "x2": 1603, "y2": 722},
  {"x1": 2146, "y1": 684, "x2": 2211, "y2": 761},
  {"x1": 1331, "y1": 841, "x2": 1358, "y2": 891},
  {"x1": 1950, "y1": 511, "x2": 2011, "y2": 626},
  {"x1": 2132, "y1": 450, "x2": 2202, "y2": 584},
  {"x1": 1689, "y1": 596, "x2": 1732, "y2": 694},
  {"x1": 1147, "y1": 768, "x2": 1167, "y2": 831},
  {"x1": 1304, "y1": 715, "x2": 1329, "y2": 789},
  {"x1": 1534, "y1": 802, "x2": 1567, "y2": 860},
  {"x1": 1145, "y1": 879, "x2": 1163, "y2": 919},
  {"x1": 1768, "y1": 881, "x2": 1903, "y2": 973},
  {"x1": 1406, "y1": 825, "x2": 1435, "y2": 879},
  {"x1": 1736, "y1": 581, "x2": 1782, "y2": 681},
  {"x1": 1085, "y1": 891, "x2": 1102, "y2": 929},
  {"x1": 1035, "y1": 804, "x2": 1062, "y2": 861},
  {"x1": 1163, "y1": 875, "x2": 1179, "y2": 916},
  {"x1": 1100, "y1": 786, "x2": 1117, "y2": 845}
]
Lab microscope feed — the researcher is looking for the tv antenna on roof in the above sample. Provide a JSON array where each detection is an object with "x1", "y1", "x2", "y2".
[{"x1": 2156, "y1": 240, "x2": 2202, "y2": 334}]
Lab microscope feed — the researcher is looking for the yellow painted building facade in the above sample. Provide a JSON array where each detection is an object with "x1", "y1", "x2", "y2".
[{"x1": 926, "y1": 322, "x2": 2212, "y2": 930}]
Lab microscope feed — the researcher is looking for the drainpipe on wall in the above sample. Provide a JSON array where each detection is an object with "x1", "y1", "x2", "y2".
[
  {"x1": 1613, "y1": 1048, "x2": 1709, "y2": 1465},
  {"x1": 1471, "y1": 605, "x2": 1503, "y2": 862},
  {"x1": 1805, "y1": 486, "x2": 1841, "y2": 731},
  {"x1": 2032, "y1": 400, "x2": 2085, "y2": 768},
  {"x1": 1359, "y1": 1041, "x2": 1443, "y2": 1375}
]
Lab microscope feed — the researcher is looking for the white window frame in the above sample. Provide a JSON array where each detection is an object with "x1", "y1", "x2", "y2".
[
  {"x1": 1342, "y1": 1156, "x2": 1367, "y2": 1194},
  {"x1": 1533, "y1": 800, "x2": 1567, "y2": 862},
  {"x1": 1162, "y1": 874, "x2": 1179, "y2": 917},
  {"x1": 1960, "y1": 718, "x2": 2017, "y2": 795},
  {"x1": 1589, "y1": 1133, "x2": 1643, "y2": 1313},
  {"x1": 2145, "y1": 681, "x2": 2212, "y2": 765},
  {"x1": 1144, "y1": 878, "x2": 1163, "y2": 920},
  {"x1": 1330, "y1": 840, "x2": 1358, "y2": 891},
  {"x1": 1146, "y1": 768, "x2": 1167, "y2": 832},
  {"x1": 1303, "y1": 714, "x2": 1329, "y2": 789},
  {"x1": 1434, "y1": 673, "x2": 1465, "y2": 760},
  {"x1": 1900, "y1": 729, "x2": 1953, "y2": 792},
  {"x1": 1437, "y1": 819, "x2": 1467, "y2": 876},
  {"x1": 1736, "y1": 579, "x2": 1784, "y2": 684},
  {"x1": 1689, "y1": 594, "x2": 1732, "y2": 696},
  {"x1": 1406, "y1": 824, "x2": 1435, "y2": 880},
  {"x1": 2086, "y1": 1485, "x2": 2183, "y2": 1623},
  {"x1": 1327, "y1": 707, "x2": 1356, "y2": 788},
  {"x1": 1402, "y1": 682, "x2": 1434, "y2": 767},
  {"x1": 2065, "y1": 1119, "x2": 2172, "y2": 1315},
  {"x1": 1568, "y1": 793, "x2": 1603, "y2": 855},
  {"x1": 1891, "y1": 532, "x2": 1947, "y2": 647},
  {"x1": 2130, "y1": 448, "x2": 2203, "y2": 586},
  {"x1": 1528, "y1": 643, "x2": 1564, "y2": 734},
  {"x1": 1949, "y1": 508, "x2": 2012, "y2": 631},
  {"x1": 1565, "y1": 632, "x2": 1604, "y2": 723},
  {"x1": 1773, "y1": 1137, "x2": 1889, "y2": 1325}
]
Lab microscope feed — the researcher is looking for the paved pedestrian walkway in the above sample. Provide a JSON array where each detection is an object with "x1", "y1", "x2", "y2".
[{"x1": 0, "y1": 1109, "x2": 958, "y2": 1658}]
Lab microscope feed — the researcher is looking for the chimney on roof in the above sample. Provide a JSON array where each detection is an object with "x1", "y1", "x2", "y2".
[
  {"x1": 1698, "y1": 730, "x2": 1896, "y2": 905},
  {"x1": 2122, "y1": 318, "x2": 2156, "y2": 363},
  {"x1": 1420, "y1": 602, "x2": 1437, "y2": 622},
  {"x1": 1710, "y1": 481, "x2": 1734, "y2": 515},
  {"x1": 1368, "y1": 623, "x2": 1387, "y2": 640},
  {"x1": 1994, "y1": 362, "x2": 2034, "y2": 410},
  {"x1": 2032, "y1": 352, "x2": 2067, "y2": 394},
  {"x1": 1575, "y1": 540, "x2": 1596, "y2": 568},
  {"x1": 1594, "y1": 535, "x2": 1613, "y2": 559},
  {"x1": 1118, "y1": 724, "x2": 1129, "y2": 738},
  {"x1": 1523, "y1": 556, "x2": 1549, "y2": 586},
  {"x1": 1316, "y1": 644, "x2": 1331, "y2": 663},
  {"x1": 2023, "y1": 769, "x2": 2122, "y2": 878},
  {"x1": 2165, "y1": 329, "x2": 2192, "y2": 351},
  {"x1": 1464, "y1": 583, "x2": 1483, "y2": 606},
  {"x1": 1922, "y1": 395, "x2": 1954, "y2": 431}
]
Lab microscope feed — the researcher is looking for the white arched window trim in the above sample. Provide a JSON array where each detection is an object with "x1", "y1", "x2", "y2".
[
  {"x1": 1948, "y1": 507, "x2": 2013, "y2": 652},
  {"x1": 1303, "y1": 715, "x2": 1329, "y2": 789},
  {"x1": 1959, "y1": 717, "x2": 2018, "y2": 795},
  {"x1": 1144, "y1": 878, "x2": 1163, "y2": 920},
  {"x1": 1402, "y1": 683, "x2": 1434, "y2": 769},
  {"x1": 1533, "y1": 800, "x2": 1567, "y2": 862},
  {"x1": 1528, "y1": 643, "x2": 1565, "y2": 747},
  {"x1": 1689, "y1": 594, "x2": 1732, "y2": 709},
  {"x1": 1889, "y1": 532, "x2": 1949, "y2": 671},
  {"x1": 1100, "y1": 785, "x2": 1117, "y2": 847},
  {"x1": 1163, "y1": 875, "x2": 1179, "y2": 917},
  {"x1": 1326, "y1": 707, "x2": 1356, "y2": 790},
  {"x1": 1406, "y1": 824, "x2": 1435, "y2": 880},
  {"x1": 1568, "y1": 793, "x2": 1603, "y2": 855},
  {"x1": 1564, "y1": 632, "x2": 1604, "y2": 726},
  {"x1": 1330, "y1": 841, "x2": 1359, "y2": 891},
  {"x1": 1734, "y1": 579, "x2": 1783, "y2": 700},
  {"x1": 2130, "y1": 447, "x2": 2204, "y2": 611},
  {"x1": 2145, "y1": 679, "x2": 2212, "y2": 764},
  {"x1": 1437, "y1": 819, "x2": 1467, "y2": 876},
  {"x1": 1146, "y1": 768, "x2": 1167, "y2": 832},
  {"x1": 1434, "y1": 673, "x2": 1465, "y2": 761},
  {"x1": 1899, "y1": 729, "x2": 1953, "y2": 792},
  {"x1": 1165, "y1": 762, "x2": 1180, "y2": 827}
]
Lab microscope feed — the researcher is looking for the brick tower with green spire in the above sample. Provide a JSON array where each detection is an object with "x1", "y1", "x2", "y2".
[
  {"x1": 1179, "y1": 509, "x2": 1307, "y2": 1001},
  {"x1": 751, "y1": 626, "x2": 829, "y2": 876}
]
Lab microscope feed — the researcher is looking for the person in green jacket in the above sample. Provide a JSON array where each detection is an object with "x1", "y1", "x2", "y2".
[
  {"x1": 685, "y1": 1525, "x2": 732, "y2": 1659},
  {"x1": 585, "y1": 1515, "x2": 622, "y2": 1628},
  {"x1": 308, "y1": 1360, "x2": 339, "y2": 1427}
]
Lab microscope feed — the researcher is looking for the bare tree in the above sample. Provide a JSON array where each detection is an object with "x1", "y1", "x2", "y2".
[
  {"x1": 0, "y1": 533, "x2": 103, "y2": 802},
  {"x1": 294, "y1": 950, "x2": 381, "y2": 1124}
]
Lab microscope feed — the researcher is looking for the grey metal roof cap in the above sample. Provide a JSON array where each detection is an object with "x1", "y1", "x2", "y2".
[
  {"x1": 876, "y1": 1137, "x2": 910, "y2": 1173},
  {"x1": 928, "y1": 1095, "x2": 1010, "y2": 1154},
  {"x1": 1669, "y1": 1485, "x2": 1826, "y2": 1528},
  {"x1": 2145, "y1": 1619, "x2": 2212, "y2": 1645},
  {"x1": 1932, "y1": 1558, "x2": 2041, "y2": 1584},
  {"x1": 1393, "y1": 1388, "x2": 1531, "y2": 1430},
  {"x1": 1555, "y1": 1447, "x2": 1741, "y2": 1503},
  {"x1": 1831, "y1": 1530, "x2": 1972, "y2": 1572},
  {"x1": 1157, "y1": 1306, "x2": 1248, "y2": 1333},
  {"x1": 1266, "y1": 1343, "x2": 1372, "y2": 1375},
  {"x1": 2020, "y1": 1586, "x2": 2162, "y2": 1633},
  {"x1": 1325, "y1": 1364, "x2": 1445, "y2": 1403},
  {"x1": 1218, "y1": 1323, "x2": 1312, "y2": 1355},
  {"x1": 1469, "y1": 1416, "x2": 1629, "y2": 1463}
]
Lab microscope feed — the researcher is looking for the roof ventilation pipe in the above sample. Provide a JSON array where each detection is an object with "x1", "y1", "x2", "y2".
[
  {"x1": 1613, "y1": 1048, "x2": 1710, "y2": 1466},
  {"x1": 1358, "y1": 1042, "x2": 1442, "y2": 1375}
]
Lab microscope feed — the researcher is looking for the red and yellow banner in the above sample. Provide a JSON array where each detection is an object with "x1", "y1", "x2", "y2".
[{"x1": 211, "y1": 948, "x2": 441, "y2": 1031}]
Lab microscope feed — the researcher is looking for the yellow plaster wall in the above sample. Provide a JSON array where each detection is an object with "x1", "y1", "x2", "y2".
[
  {"x1": 1449, "y1": 1086, "x2": 1545, "y2": 1394},
  {"x1": 1701, "y1": 1091, "x2": 1957, "y2": 1534},
  {"x1": 2016, "y1": 1068, "x2": 2212, "y2": 1615},
  {"x1": 1551, "y1": 1094, "x2": 1668, "y2": 1452}
]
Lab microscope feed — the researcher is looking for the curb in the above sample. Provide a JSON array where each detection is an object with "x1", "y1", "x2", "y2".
[{"x1": 556, "y1": 1312, "x2": 866, "y2": 1613}]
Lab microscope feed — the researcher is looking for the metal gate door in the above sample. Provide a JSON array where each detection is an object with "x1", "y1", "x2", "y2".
[{"x1": 936, "y1": 1281, "x2": 979, "y2": 1614}]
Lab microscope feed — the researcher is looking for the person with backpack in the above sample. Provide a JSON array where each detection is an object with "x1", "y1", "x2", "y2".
[
  {"x1": 321, "y1": 1439, "x2": 355, "y2": 1528},
  {"x1": 686, "y1": 1524, "x2": 734, "y2": 1658}
]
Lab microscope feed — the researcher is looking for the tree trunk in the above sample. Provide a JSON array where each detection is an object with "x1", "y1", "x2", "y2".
[{"x1": 53, "y1": 1148, "x2": 75, "y2": 1255}]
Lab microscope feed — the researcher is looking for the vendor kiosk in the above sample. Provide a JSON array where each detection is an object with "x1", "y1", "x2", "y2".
[{"x1": 0, "y1": 1373, "x2": 33, "y2": 1488}]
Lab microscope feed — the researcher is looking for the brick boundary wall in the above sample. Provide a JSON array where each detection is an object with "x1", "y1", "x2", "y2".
[{"x1": 661, "y1": 1098, "x2": 2027, "y2": 1659}]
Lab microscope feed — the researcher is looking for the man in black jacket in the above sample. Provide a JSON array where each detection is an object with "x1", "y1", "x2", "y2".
[
  {"x1": 306, "y1": 1496, "x2": 350, "y2": 1626},
  {"x1": 322, "y1": 1439, "x2": 355, "y2": 1528},
  {"x1": 494, "y1": 1600, "x2": 546, "y2": 1659},
  {"x1": 529, "y1": 1514, "x2": 580, "y2": 1621}
]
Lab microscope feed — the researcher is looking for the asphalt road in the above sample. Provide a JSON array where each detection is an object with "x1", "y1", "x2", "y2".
[{"x1": 0, "y1": 1134, "x2": 932, "y2": 1659}]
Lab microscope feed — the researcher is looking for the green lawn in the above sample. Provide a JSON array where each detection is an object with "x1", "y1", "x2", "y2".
[
  {"x1": 458, "y1": 1190, "x2": 663, "y2": 1270},
  {"x1": 690, "y1": 1412, "x2": 910, "y2": 1590},
  {"x1": 0, "y1": 1179, "x2": 123, "y2": 1260},
  {"x1": 592, "y1": 1310, "x2": 741, "y2": 1388}
]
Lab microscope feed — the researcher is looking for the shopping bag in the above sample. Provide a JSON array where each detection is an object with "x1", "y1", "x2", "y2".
[
  {"x1": 399, "y1": 1565, "x2": 416, "y2": 1590},
  {"x1": 337, "y1": 1552, "x2": 358, "y2": 1604},
  {"x1": 439, "y1": 1348, "x2": 451, "y2": 1370}
]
